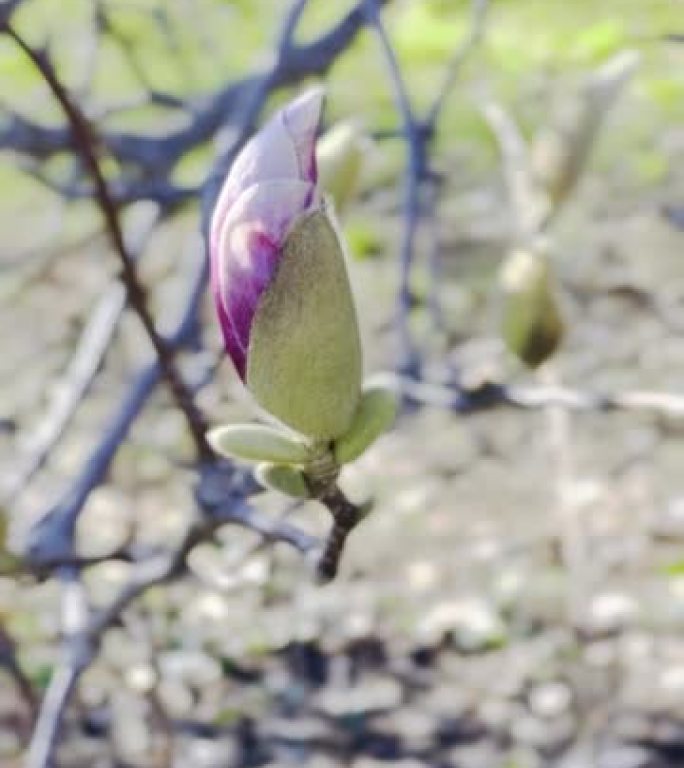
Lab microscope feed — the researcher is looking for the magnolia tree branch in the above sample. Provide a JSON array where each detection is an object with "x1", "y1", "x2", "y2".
[
  {"x1": 25, "y1": 473, "x2": 318, "y2": 768},
  {"x1": 1, "y1": 0, "x2": 390, "y2": 208},
  {"x1": 14, "y1": 2, "x2": 392, "y2": 764},
  {"x1": 380, "y1": 373, "x2": 684, "y2": 420},
  {"x1": 315, "y1": 485, "x2": 367, "y2": 583},
  {"x1": 364, "y1": 0, "x2": 425, "y2": 374},
  {"x1": 1, "y1": 209, "x2": 161, "y2": 507},
  {"x1": 3, "y1": 24, "x2": 212, "y2": 461},
  {"x1": 426, "y1": 0, "x2": 490, "y2": 128},
  {"x1": 0, "y1": 620, "x2": 37, "y2": 726},
  {"x1": 363, "y1": 0, "x2": 488, "y2": 373}
]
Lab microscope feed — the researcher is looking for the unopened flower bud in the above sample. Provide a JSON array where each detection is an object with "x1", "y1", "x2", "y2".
[
  {"x1": 500, "y1": 248, "x2": 564, "y2": 369},
  {"x1": 209, "y1": 88, "x2": 363, "y2": 441},
  {"x1": 316, "y1": 120, "x2": 367, "y2": 213}
]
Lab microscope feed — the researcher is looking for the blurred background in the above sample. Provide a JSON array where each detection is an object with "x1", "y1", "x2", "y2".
[{"x1": 1, "y1": 0, "x2": 684, "y2": 766}]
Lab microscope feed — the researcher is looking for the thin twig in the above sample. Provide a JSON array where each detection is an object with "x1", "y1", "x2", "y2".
[
  {"x1": 539, "y1": 363, "x2": 588, "y2": 626},
  {"x1": 2, "y1": 0, "x2": 392, "y2": 208},
  {"x1": 26, "y1": 572, "x2": 92, "y2": 768},
  {"x1": 380, "y1": 373, "x2": 684, "y2": 419},
  {"x1": 22, "y1": 244, "x2": 209, "y2": 567},
  {"x1": 426, "y1": 0, "x2": 490, "y2": 128},
  {"x1": 2, "y1": 210, "x2": 161, "y2": 507},
  {"x1": 315, "y1": 484, "x2": 366, "y2": 583},
  {"x1": 481, "y1": 99, "x2": 546, "y2": 241},
  {"x1": 3, "y1": 24, "x2": 212, "y2": 459},
  {"x1": 363, "y1": 0, "x2": 424, "y2": 374},
  {"x1": 0, "y1": 620, "x2": 37, "y2": 727}
]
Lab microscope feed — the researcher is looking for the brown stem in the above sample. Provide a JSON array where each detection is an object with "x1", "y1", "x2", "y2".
[
  {"x1": 3, "y1": 24, "x2": 211, "y2": 460},
  {"x1": 315, "y1": 484, "x2": 364, "y2": 583}
]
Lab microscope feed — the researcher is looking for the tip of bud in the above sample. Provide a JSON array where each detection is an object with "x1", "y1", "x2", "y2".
[
  {"x1": 283, "y1": 86, "x2": 326, "y2": 182},
  {"x1": 285, "y1": 85, "x2": 326, "y2": 124}
]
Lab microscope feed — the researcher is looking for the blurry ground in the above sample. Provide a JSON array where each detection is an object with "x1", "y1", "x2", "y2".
[{"x1": 1, "y1": 1, "x2": 684, "y2": 766}]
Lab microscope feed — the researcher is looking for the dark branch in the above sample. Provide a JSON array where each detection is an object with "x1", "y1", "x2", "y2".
[
  {"x1": 2, "y1": 0, "x2": 391, "y2": 208},
  {"x1": 3, "y1": 25, "x2": 211, "y2": 459}
]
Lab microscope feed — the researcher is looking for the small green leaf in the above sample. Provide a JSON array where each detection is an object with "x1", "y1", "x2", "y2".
[
  {"x1": 254, "y1": 463, "x2": 311, "y2": 498},
  {"x1": 207, "y1": 424, "x2": 312, "y2": 464},
  {"x1": 333, "y1": 384, "x2": 398, "y2": 464}
]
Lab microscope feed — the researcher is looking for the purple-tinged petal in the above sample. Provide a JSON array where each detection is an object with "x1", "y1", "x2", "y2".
[
  {"x1": 281, "y1": 86, "x2": 324, "y2": 183},
  {"x1": 213, "y1": 285, "x2": 247, "y2": 379},
  {"x1": 209, "y1": 87, "x2": 324, "y2": 258},
  {"x1": 211, "y1": 179, "x2": 315, "y2": 377}
]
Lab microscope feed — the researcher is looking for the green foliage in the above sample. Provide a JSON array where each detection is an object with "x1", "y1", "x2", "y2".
[
  {"x1": 207, "y1": 424, "x2": 313, "y2": 464},
  {"x1": 333, "y1": 384, "x2": 398, "y2": 465},
  {"x1": 569, "y1": 20, "x2": 626, "y2": 63},
  {"x1": 660, "y1": 560, "x2": 684, "y2": 578}
]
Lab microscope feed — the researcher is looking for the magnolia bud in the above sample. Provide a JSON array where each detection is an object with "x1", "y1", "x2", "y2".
[
  {"x1": 333, "y1": 384, "x2": 398, "y2": 465},
  {"x1": 210, "y1": 88, "x2": 363, "y2": 441},
  {"x1": 500, "y1": 248, "x2": 564, "y2": 369},
  {"x1": 316, "y1": 120, "x2": 366, "y2": 213}
]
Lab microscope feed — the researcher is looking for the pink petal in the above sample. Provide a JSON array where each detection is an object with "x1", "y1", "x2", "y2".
[
  {"x1": 209, "y1": 87, "x2": 324, "y2": 256},
  {"x1": 211, "y1": 179, "x2": 315, "y2": 377}
]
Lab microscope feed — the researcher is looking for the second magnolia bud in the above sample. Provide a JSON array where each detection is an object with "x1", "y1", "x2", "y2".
[
  {"x1": 499, "y1": 248, "x2": 564, "y2": 369},
  {"x1": 316, "y1": 120, "x2": 367, "y2": 214}
]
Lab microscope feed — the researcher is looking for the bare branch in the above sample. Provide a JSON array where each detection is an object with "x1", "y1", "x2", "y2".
[
  {"x1": 380, "y1": 372, "x2": 684, "y2": 419},
  {"x1": 0, "y1": 620, "x2": 37, "y2": 728},
  {"x1": 315, "y1": 485, "x2": 367, "y2": 583},
  {"x1": 25, "y1": 573, "x2": 92, "y2": 768},
  {"x1": 3, "y1": 25, "x2": 212, "y2": 459},
  {"x1": 2, "y1": 209, "x2": 160, "y2": 507},
  {"x1": 363, "y1": 0, "x2": 424, "y2": 374},
  {"x1": 426, "y1": 0, "x2": 490, "y2": 128},
  {"x1": 26, "y1": 484, "x2": 318, "y2": 767},
  {"x1": 2, "y1": 0, "x2": 392, "y2": 208}
]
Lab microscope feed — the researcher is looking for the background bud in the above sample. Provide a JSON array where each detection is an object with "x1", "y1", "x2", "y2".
[
  {"x1": 499, "y1": 248, "x2": 564, "y2": 369},
  {"x1": 316, "y1": 120, "x2": 367, "y2": 214}
]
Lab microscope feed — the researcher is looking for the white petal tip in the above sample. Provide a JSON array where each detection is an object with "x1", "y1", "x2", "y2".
[{"x1": 284, "y1": 86, "x2": 326, "y2": 133}]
